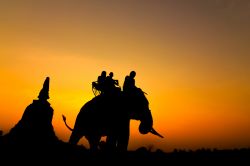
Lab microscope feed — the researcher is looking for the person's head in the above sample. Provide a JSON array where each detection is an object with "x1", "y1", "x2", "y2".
[
  {"x1": 109, "y1": 72, "x2": 114, "y2": 78},
  {"x1": 129, "y1": 71, "x2": 136, "y2": 78},
  {"x1": 101, "y1": 71, "x2": 106, "y2": 77}
]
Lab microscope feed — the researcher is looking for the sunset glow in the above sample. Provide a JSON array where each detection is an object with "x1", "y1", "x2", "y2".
[{"x1": 1, "y1": 0, "x2": 250, "y2": 152}]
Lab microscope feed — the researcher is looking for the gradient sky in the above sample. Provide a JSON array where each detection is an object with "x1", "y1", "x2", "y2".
[{"x1": 0, "y1": 0, "x2": 250, "y2": 152}]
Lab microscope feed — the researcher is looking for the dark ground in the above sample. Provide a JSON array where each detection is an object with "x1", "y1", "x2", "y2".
[{"x1": 0, "y1": 139, "x2": 249, "y2": 166}]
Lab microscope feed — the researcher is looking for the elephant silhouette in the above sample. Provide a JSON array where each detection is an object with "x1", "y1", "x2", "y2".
[{"x1": 63, "y1": 89, "x2": 163, "y2": 152}]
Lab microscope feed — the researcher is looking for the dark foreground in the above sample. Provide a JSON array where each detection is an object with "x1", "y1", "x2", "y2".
[{"x1": 0, "y1": 141, "x2": 249, "y2": 165}]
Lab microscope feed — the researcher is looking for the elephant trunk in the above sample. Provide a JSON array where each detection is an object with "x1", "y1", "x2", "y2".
[
  {"x1": 138, "y1": 109, "x2": 164, "y2": 138},
  {"x1": 139, "y1": 109, "x2": 153, "y2": 135}
]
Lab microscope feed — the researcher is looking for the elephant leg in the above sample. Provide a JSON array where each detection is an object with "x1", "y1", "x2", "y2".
[
  {"x1": 86, "y1": 135, "x2": 100, "y2": 152},
  {"x1": 106, "y1": 135, "x2": 117, "y2": 152},
  {"x1": 69, "y1": 130, "x2": 83, "y2": 145},
  {"x1": 117, "y1": 119, "x2": 130, "y2": 152}
]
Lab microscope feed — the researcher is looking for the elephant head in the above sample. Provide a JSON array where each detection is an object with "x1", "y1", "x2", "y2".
[{"x1": 125, "y1": 89, "x2": 163, "y2": 138}]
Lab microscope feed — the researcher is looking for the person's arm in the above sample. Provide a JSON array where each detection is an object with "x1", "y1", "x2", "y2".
[{"x1": 114, "y1": 79, "x2": 119, "y2": 86}]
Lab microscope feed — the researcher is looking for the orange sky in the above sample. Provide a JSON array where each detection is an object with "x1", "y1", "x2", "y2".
[{"x1": 0, "y1": 0, "x2": 250, "y2": 152}]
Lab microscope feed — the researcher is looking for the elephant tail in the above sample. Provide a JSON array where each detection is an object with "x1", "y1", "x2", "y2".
[{"x1": 62, "y1": 114, "x2": 73, "y2": 131}]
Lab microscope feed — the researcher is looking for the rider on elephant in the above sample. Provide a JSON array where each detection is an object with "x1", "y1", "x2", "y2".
[
  {"x1": 92, "y1": 71, "x2": 107, "y2": 95},
  {"x1": 123, "y1": 71, "x2": 137, "y2": 93},
  {"x1": 123, "y1": 71, "x2": 144, "y2": 94},
  {"x1": 104, "y1": 72, "x2": 121, "y2": 96},
  {"x1": 123, "y1": 71, "x2": 148, "y2": 108},
  {"x1": 92, "y1": 71, "x2": 121, "y2": 97}
]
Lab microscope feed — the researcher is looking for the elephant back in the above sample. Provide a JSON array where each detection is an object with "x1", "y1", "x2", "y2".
[{"x1": 76, "y1": 95, "x2": 127, "y2": 134}]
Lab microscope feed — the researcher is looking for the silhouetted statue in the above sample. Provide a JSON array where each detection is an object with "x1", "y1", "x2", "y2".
[
  {"x1": 92, "y1": 71, "x2": 107, "y2": 96},
  {"x1": 3, "y1": 77, "x2": 58, "y2": 147}
]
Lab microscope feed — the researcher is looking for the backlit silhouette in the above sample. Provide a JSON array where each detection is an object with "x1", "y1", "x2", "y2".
[
  {"x1": 63, "y1": 71, "x2": 163, "y2": 152},
  {"x1": 92, "y1": 71, "x2": 107, "y2": 96},
  {"x1": 3, "y1": 77, "x2": 58, "y2": 147},
  {"x1": 123, "y1": 71, "x2": 137, "y2": 93},
  {"x1": 0, "y1": 76, "x2": 248, "y2": 164},
  {"x1": 105, "y1": 72, "x2": 121, "y2": 94}
]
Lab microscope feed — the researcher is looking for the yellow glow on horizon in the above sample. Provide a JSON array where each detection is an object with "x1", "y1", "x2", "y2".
[
  {"x1": 1, "y1": 49, "x2": 250, "y2": 151},
  {"x1": 1, "y1": 1, "x2": 250, "y2": 152}
]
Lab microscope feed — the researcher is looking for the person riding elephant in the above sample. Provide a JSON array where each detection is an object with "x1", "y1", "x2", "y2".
[
  {"x1": 123, "y1": 71, "x2": 146, "y2": 97},
  {"x1": 123, "y1": 71, "x2": 138, "y2": 93},
  {"x1": 92, "y1": 71, "x2": 107, "y2": 95},
  {"x1": 105, "y1": 72, "x2": 121, "y2": 95}
]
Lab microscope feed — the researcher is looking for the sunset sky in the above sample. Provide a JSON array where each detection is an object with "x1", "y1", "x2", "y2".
[{"x1": 0, "y1": 0, "x2": 250, "y2": 152}]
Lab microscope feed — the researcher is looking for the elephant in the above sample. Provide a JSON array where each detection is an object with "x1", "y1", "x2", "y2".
[{"x1": 63, "y1": 89, "x2": 163, "y2": 152}]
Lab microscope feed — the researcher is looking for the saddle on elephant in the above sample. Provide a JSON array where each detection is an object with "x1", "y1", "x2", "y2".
[{"x1": 92, "y1": 81, "x2": 121, "y2": 97}]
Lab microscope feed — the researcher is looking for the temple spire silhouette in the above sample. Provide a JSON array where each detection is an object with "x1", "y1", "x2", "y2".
[
  {"x1": 38, "y1": 77, "x2": 50, "y2": 100},
  {"x1": 3, "y1": 77, "x2": 59, "y2": 147}
]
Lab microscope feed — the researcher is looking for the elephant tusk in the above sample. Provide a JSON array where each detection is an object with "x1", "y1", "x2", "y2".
[{"x1": 150, "y1": 128, "x2": 164, "y2": 138}]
